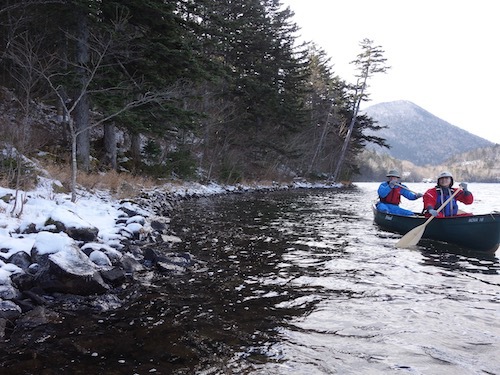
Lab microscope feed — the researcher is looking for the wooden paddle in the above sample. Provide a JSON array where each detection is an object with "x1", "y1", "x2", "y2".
[{"x1": 395, "y1": 188, "x2": 462, "y2": 248}]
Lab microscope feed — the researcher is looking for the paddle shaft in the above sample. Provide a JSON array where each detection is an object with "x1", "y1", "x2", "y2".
[
  {"x1": 395, "y1": 187, "x2": 462, "y2": 248},
  {"x1": 427, "y1": 187, "x2": 462, "y2": 217}
]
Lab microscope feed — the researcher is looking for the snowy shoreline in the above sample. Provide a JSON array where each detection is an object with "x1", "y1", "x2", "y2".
[{"x1": 0, "y1": 177, "x2": 343, "y2": 334}]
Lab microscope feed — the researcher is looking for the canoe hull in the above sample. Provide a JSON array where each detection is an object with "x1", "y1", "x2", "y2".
[{"x1": 372, "y1": 205, "x2": 500, "y2": 253}]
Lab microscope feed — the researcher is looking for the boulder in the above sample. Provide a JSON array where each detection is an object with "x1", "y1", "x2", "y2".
[
  {"x1": 44, "y1": 207, "x2": 99, "y2": 242},
  {"x1": 31, "y1": 235, "x2": 110, "y2": 295},
  {"x1": 0, "y1": 299, "x2": 22, "y2": 320}
]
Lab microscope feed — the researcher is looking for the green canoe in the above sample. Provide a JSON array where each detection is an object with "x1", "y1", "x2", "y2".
[{"x1": 372, "y1": 204, "x2": 500, "y2": 253}]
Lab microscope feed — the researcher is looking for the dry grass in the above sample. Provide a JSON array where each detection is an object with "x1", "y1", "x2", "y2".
[
  {"x1": 41, "y1": 162, "x2": 161, "y2": 199},
  {"x1": 0, "y1": 177, "x2": 11, "y2": 190}
]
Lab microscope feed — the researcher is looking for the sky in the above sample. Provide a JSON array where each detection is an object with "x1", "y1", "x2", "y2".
[{"x1": 281, "y1": 0, "x2": 500, "y2": 144}]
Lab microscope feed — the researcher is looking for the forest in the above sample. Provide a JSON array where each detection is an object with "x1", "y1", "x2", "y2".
[{"x1": 0, "y1": 0, "x2": 390, "y2": 198}]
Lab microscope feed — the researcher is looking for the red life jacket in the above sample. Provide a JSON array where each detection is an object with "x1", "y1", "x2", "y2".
[{"x1": 380, "y1": 187, "x2": 401, "y2": 205}]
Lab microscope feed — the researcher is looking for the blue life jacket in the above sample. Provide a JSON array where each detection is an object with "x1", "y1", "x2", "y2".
[{"x1": 435, "y1": 187, "x2": 458, "y2": 216}]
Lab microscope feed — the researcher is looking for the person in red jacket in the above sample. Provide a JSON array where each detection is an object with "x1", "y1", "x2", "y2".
[{"x1": 423, "y1": 171, "x2": 473, "y2": 217}]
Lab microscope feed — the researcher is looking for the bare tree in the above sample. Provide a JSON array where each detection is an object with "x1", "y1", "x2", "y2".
[
  {"x1": 4, "y1": 14, "x2": 182, "y2": 202},
  {"x1": 1, "y1": 31, "x2": 47, "y2": 213},
  {"x1": 57, "y1": 87, "x2": 180, "y2": 202},
  {"x1": 333, "y1": 39, "x2": 389, "y2": 182},
  {"x1": 0, "y1": 1, "x2": 65, "y2": 16}
]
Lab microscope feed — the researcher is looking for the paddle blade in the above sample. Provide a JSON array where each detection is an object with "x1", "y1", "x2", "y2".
[{"x1": 395, "y1": 223, "x2": 427, "y2": 248}]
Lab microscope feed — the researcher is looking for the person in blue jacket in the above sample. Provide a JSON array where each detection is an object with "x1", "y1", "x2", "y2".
[{"x1": 377, "y1": 169, "x2": 423, "y2": 216}]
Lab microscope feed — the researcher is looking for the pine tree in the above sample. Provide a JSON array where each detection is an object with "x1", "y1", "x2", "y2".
[
  {"x1": 333, "y1": 38, "x2": 390, "y2": 182},
  {"x1": 184, "y1": 0, "x2": 309, "y2": 180}
]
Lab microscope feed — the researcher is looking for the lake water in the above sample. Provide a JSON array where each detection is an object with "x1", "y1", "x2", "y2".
[{"x1": 1, "y1": 182, "x2": 499, "y2": 374}]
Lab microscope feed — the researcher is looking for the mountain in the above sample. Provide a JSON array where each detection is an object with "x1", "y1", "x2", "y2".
[{"x1": 363, "y1": 100, "x2": 495, "y2": 166}]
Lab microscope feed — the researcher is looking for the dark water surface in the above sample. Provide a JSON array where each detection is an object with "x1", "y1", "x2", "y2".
[{"x1": 2, "y1": 183, "x2": 499, "y2": 374}]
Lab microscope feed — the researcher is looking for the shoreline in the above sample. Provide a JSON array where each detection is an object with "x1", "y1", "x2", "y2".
[{"x1": 0, "y1": 179, "x2": 345, "y2": 340}]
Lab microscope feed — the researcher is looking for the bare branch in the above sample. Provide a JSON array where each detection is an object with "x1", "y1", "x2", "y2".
[
  {"x1": 0, "y1": 1, "x2": 66, "y2": 16},
  {"x1": 75, "y1": 88, "x2": 183, "y2": 137}
]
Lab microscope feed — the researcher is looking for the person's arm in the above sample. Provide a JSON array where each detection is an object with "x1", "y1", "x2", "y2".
[
  {"x1": 456, "y1": 185, "x2": 474, "y2": 205},
  {"x1": 378, "y1": 182, "x2": 391, "y2": 198},
  {"x1": 400, "y1": 185, "x2": 420, "y2": 200},
  {"x1": 423, "y1": 188, "x2": 438, "y2": 213}
]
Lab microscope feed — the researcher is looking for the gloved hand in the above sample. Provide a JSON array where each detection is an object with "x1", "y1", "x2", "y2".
[
  {"x1": 389, "y1": 180, "x2": 397, "y2": 188},
  {"x1": 415, "y1": 193, "x2": 423, "y2": 198},
  {"x1": 428, "y1": 209, "x2": 438, "y2": 217},
  {"x1": 459, "y1": 182, "x2": 468, "y2": 191},
  {"x1": 426, "y1": 205, "x2": 438, "y2": 217}
]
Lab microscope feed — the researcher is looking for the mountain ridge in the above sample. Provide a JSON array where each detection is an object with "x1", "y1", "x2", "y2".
[{"x1": 363, "y1": 100, "x2": 494, "y2": 166}]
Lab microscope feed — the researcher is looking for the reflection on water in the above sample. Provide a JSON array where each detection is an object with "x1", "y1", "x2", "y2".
[
  {"x1": 168, "y1": 187, "x2": 500, "y2": 374},
  {"x1": 421, "y1": 242, "x2": 500, "y2": 274},
  {"x1": 1, "y1": 184, "x2": 499, "y2": 374}
]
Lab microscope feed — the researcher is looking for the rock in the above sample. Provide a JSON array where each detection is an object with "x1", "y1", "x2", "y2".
[
  {"x1": 81, "y1": 244, "x2": 123, "y2": 264},
  {"x1": 119, "y1": 227, "x2": 135, "y2": 239},
  {"x1": 10, "y1": 272, "x2": 36, "y2": 291},
  {"x1": 162, "y1": 234, "x2": 182, "y2": 243},
  {"x1": 116, "y1": 218, "x2": 128, "y2": 225},
  {"x1": 65, "y1": 226, "x2": 99, "y2": 242},
  {"x1": 14, "y1": 306, "x2": 60, "y2": 328},
  {"x1": 120, "y1": 253, "x2": 144, "y2": 274},
  {"x1": 28, "y1": 263, "x2": 40, "y2": 274},
  {"x1": 0, "y1": 300, "x2": 22, "y2": 320},
  {"x1": 156, "y1": 262, "x2": 185, "y2": 273},
  {"x1": 7, "y1": 251, "x2": 32, "y2": 271},
  {"x1": 43, "y1": 207, "x2": 99, "y2": 242},
  {"x1": 126, "y1": 215, "x2": 146, "y2": 225},
  {"x1": 100, "y1": 268, "x2": 127, "y2": 286},
  {"x1": 33, "y1": 244, "x2": 110, "y2": 295},
  {"x1": 0, "y1": 193, "x2": 13, "y2": 203},
  {"x1": 0, "y1": 317, "x2": 7, "y2": 340},
  {"x1": 0, "y1": 281, "x2": 20, "y2": 300},
  {"x1": 153, "y1": 252, "x2": 194, "y2": 274},
  {"x1": 11, "y1": 297, "x2": 36, "y2": 312},
  {"x1": 119, "y1": 206, "x2": 139, "y2": 217},
  {"x1": 20, "y1": 222, "x2": 37, "y2": 234},
  {"x1": 126, "y1": 222, "x2": 144, "y2": 238},
  {"x1": 101, "y1": 247, "x2": 123, "y2": 263},
  {"x1": 150, "y1": 219, "x2": 168, "y2": 232},
  {"x1": 23, "y1": 290, "x2": 49, "y2": 305},
  {"x1": 143, "y1": 247, "x2": 159, "y2": 264},
  {"x1": 89, "y1": 250, "x2": 112, "y2": 267},
  {"x1": 35, "y1": 264, "x2": 109, "y2": 295},
  {"x1": 165, "y1": 252, "x2": 193, "y2": 267}
]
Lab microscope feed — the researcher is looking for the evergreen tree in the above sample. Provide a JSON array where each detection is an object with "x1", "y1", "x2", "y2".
[
  {"x1": 333, "y1": 38, "x2": 390, "y2": 181},
  {"x1": 184, "y1": 0, "x2": 309, "y2": 180},
  {"x1": 0, "y1": 1, "x2": 389, "y2": 184},
  {"x1": 299, "y1": 45, "x2": 349, "y2": 176}
]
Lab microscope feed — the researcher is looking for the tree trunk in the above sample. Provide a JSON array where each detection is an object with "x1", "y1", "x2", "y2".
[
  {"x1": 308, "y1": 103, "x2": 335, "y2": 174},
  {"x1": 332, "y1": 104, "x2": 358, "y2": 181},
  {"x1": 104, "y1": 122, "x2": 117, "y2": 170},
  {"x1": 75, "y1": 8, "x2": 90, "y2": 172},
  {"x1": 69, "y1": 118, "x2": 78, "y2": 203},
  {"x1": 333, "y1": 80, "x2": 366, "y2": 182},
  {"x1": 75, "y1": 94, "x2": 90, "y2": 171},
  {"x1": 130, "y1": 133, "x2": 142, "y2": 172}
]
